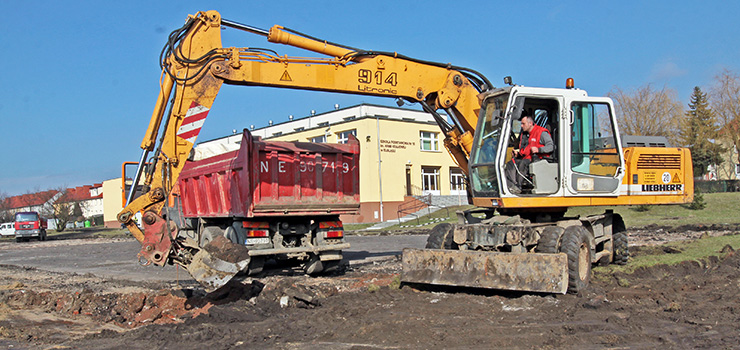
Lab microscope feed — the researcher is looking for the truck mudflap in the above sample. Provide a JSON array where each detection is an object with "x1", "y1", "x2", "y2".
[
  {"x1": 184, "y1": 235, "x2": 251, "y2": 292},
  {"x1": 401, "y1": 248, "x2": 569, "y2": 294}
]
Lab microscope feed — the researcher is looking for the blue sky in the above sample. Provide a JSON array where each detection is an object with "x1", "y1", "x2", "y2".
[{"x1": 1, "y1": 1, "x2": 739, "y2": 196}]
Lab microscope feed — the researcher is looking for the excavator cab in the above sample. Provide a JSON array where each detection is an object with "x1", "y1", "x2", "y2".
[{"x1": 469, "y1": 86, "x2": 625, "y2": 201}]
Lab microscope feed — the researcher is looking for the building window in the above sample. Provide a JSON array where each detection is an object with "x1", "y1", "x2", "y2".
[
  {"x1": 317, "y1": 121, "x2": 329, "y2": 127},
  {"x1": 343, "y1": 116, "x2": 356, "y2": 121},
  {"x1": 422, "y1": 166, "x2": 440, "y2": 194},
  {"x1": 294, "y1": 127, "x2": 305, "y2": 132},
  {"x1": 450, "y1": 168, "x2": 466, "y2": 193},
  {"x1": 420, "y1": 131, "x2": 439, "y2": 151},
  {"x1": 272, "y1": 132, "x2": 283, "y2": 137},
  {"x1": 311, "y1": 135, "x2": 326, "y2": 143},
  {"x1": 337, "y1": 129, "x2": 357, "y2": 144}
]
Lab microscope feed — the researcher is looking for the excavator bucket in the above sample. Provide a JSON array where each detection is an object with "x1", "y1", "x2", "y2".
[
  {"x1": 185, "y1": 235, "x2": 251, "y2": 292},
  {"x1": 401, "y1": 248, "x2": 569, "y2": 294}
]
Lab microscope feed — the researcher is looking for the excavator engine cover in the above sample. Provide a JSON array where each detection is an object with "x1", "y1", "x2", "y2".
[{"x1": 401, "y1": 248, "x2": 568, "y2": 294}]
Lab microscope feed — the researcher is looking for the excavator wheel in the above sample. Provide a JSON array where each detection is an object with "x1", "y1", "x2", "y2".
[
  {"x1": 425, "y1": 223, "x2": 457, "y2": 249},
  {"x1": 560, "y1": 225, "x2": 591, "y2": 294},
  {"x1": 535, "y1": 226, "x2": 563, "y2": 254},
  {"x1": 612, "y1": 215, "x2": 629, "y2": 265}
]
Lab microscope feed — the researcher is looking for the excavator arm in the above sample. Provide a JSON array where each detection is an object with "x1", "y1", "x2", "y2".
[{"x1": 117, "y1": 10, "x2": 490, "y2": 286}]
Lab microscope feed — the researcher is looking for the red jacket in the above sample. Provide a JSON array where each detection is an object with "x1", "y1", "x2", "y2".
[{"x1": 519, "y1": 124, "x2": 550, "y2": 160}]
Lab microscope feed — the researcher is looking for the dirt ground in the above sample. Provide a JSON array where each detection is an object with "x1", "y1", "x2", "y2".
[{"x1": 1, "y1": 225, "x2": 739, "y2": 349}]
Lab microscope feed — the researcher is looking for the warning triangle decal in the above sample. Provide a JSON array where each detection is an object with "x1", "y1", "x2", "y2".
[
  {"x1": 672, "y1": 173, "x2": 680, "y2": 183},
  {"x1": 280, "y1": 71, "x2": 292, "y2": 81}
]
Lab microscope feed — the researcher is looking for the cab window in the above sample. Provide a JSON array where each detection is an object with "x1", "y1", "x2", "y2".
[{"x1": 570, "y1": 102, "x2": 620, "y2": 176}]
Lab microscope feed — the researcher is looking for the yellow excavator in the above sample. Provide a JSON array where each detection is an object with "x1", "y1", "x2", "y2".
[{"x1": 118, "y1": 10, "x2": 693, "y2": 293}]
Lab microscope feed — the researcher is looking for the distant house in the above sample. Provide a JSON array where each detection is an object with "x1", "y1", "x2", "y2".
[
  {"x1": 0, "y1": 184, "x2": 105, "y2": 228},
  {"x1": 2, "y1": 190, "x2": 60, "y2": 215}
]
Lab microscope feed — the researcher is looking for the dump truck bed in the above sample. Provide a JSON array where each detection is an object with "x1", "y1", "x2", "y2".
[{"x1": 178, "y1": 131, "x2": 360, "y2": 219}]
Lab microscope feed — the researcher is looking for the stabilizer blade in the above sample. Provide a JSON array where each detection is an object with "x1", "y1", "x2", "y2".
[{"x1": 401, "y1": 248, "x2": 568, "y2": 294}]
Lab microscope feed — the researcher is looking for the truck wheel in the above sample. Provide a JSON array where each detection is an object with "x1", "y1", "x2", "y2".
[
  {"x1": 322, "y1": 260, "x2": 341, "y2": 273},
  {"x1": 247, "y1": 257, "x2": 265, "y2": 276},
  {"x1": 224, "y1": 226, "x2": 240, "y2": 244},
  {"x1": 535, "y1": 226, "x2": 563, "y2": 254},
  {"x1": 560, "y1": 225, "x2": 592, "y2": 294},
  {"x1": 425, "y1": 223, "x2": 456, "y2": 249},
  {"x1": 200, "y1": 226, "x2": 223, "y2": 247},
  {"x1": 304, "y1": 254, "x2": 324, "y2": 275},
  {"x1": 612, "y1": 215, "x2": 629, "y2": 265}
]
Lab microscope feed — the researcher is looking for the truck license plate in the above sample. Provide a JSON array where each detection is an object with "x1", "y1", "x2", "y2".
[{"x1": 246, "y1": 237, "x2": 270, "y2": 245}]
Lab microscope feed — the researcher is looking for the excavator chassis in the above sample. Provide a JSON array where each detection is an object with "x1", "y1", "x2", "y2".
[{"x1": 401, "y1": 211, "x2": 627, "y2": 294}]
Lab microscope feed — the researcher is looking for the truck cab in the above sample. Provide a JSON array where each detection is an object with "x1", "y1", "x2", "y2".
[{"x1": 14, "y1": 212, "x2": 48, "y2": 242}]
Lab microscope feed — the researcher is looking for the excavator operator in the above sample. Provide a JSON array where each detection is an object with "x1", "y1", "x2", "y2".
[{"x1": 505, "y1": 110, "x2": 554, "y2": 194}]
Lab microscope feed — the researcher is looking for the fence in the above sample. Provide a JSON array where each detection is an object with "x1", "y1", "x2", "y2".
[{"x1": 694, "y1": 180, "x2": 740, "y2": 193}]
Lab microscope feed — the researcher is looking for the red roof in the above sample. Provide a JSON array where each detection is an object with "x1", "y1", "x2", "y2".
[
  {"x1": 2, "y1": 184, "x2": 103, "y2": 210},
  {"x1": 3, "y1": 190, "x2": 59, "y2": 209},
  {"x1": 58, "y1": 185, "x2": 103, "y2": 203}
]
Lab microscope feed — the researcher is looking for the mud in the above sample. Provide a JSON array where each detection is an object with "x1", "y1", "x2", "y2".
[{"x1": 1, "y1": 230, "x2": 739, "y2": 349}]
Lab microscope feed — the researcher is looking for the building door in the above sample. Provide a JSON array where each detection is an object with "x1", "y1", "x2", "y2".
[
  {"x1": 422, "y1": 166, "x2": 440, "y2": 196},
  {"x1": 405, "y1": 165, "x2": 412, "y2": 196},
  {"x1": 450, "y1": 167, "x2": 466, "y2": 196}
]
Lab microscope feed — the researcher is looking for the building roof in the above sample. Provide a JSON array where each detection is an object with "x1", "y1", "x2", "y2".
[
  {"x1": 196, "y1": 103, "x2": 442, "y2": 147},
  {"x1": 58, "y1": 185, "x2": 103, "y2": 203},
  {"x1": 2, "y1": 190, "x2": 59, "y2": 209},
  {"x1": 2, "y1": 184, "x2": 103, "y2": 211}
]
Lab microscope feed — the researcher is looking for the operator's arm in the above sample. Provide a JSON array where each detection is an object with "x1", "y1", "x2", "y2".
[{"x1": 538, "y1": 132, "x2": 554, "y2": 154}]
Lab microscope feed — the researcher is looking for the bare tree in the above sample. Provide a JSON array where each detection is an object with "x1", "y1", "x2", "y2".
[
  {"x1": 0, "y1": 191, "x2": 12, "y2": 222},
  {"x1": 49, "y1": 187, "x2": 92, "y2": 232},
  {"x1": 711, "y1": 68, "x2": 740, "y2": 169},
  {"x1": 607, "y1": 84, "x2": 684, "y2": 145}
]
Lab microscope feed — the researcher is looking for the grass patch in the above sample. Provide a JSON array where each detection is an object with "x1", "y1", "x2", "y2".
[
  {"x1": 343, "y1": 223, "x2": 377, "y2": 231},
  {"x1": 594, "y1": 233, "x2": 740, "y2": 275},
  {"x1": 566, "y1": 192, "x2": 740, "y2": 228},
  {"x1": 377, "y1": 205, "x2": 473, "y2": 231}
]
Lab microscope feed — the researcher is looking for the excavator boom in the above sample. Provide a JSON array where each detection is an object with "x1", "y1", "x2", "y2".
[{"x1": 118, "y1": 10, "x2": 488, "y2": 290}]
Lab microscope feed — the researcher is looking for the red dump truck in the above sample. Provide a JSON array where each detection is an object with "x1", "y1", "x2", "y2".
[
  {"x1": 14, "y1": 211, "x2": 48, "y2": 242},
  {"x1": 172, "y1": 130, "x2": 360, "y2": 275}
]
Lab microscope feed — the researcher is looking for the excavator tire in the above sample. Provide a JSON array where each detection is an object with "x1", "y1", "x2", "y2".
[
  {"x1": 425, "y1": 223, "x2": 456, "y2": 249},
  {"x1": 560, "y1": 225, "x2": 591, "y2": 294},
  {"x1": 535, "y1": 226, "x2": 563, "y2": 254},
  {"x1": 612, "y1": 215, "x2": 629, "y2": 265}
]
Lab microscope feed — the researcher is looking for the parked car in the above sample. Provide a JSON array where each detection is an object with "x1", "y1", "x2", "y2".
[{"x1": 0, "y1": 222, "x2": 14, "y2": 236}]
